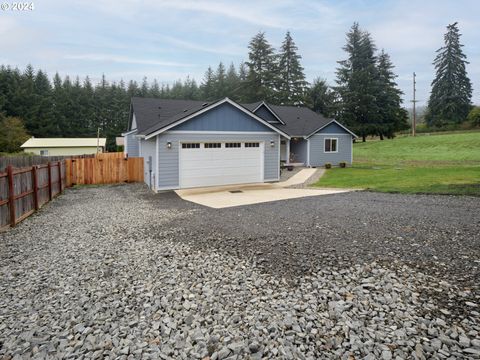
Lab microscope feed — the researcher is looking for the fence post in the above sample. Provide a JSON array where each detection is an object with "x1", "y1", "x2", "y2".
[
  {"x1": 47, "y1": 162, "x2": 52, "y2": 201},
  {"x1": 58, "y1": 161, "x2": 62, "y2": 193},
  {"x1": 32, "y1": 165, "x2": 39, "y2": 210},
  {"x1": 7, "y1": 165, "x2": 16, "y2": 227}
]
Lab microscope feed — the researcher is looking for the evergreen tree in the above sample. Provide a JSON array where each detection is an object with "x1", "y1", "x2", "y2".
[
  {"x1": 277, "y1": 31, "x2": 308, "y2": 105},
  {"x1": 127, "y1": 80, "x2": 140, "y2": 98},
  {"x1": 32, "y1": 69, "x2": 55, "y2": 136},
  {"x1": 183, "y1": 76, "x2": 200, "y2": 100},
  {"x1": 214, "y1": 62, "x2": 227, "y2": 99},
  {"x1": 225, "y1": 63, "x2": 240, "y2": 100},
  {"x1": 150, "y1": 79, "x2": 161, "y2": 97},
  {"x1": 307, "y1": 78, "x2": 336, "y2": 118},
  {"x1": 201, "y1": 66, "x2": 216, "y2": 101},
  {"x1": 236, "y1": 62, "x2": 249, "y2": 102},
  {"x1": 336, "y1": 23, "x2": 381, "y2": 141},
  {"x1": 140, "y1": 77, "x2": 149, "y2": 97},
  {"x1": 425, "y1": 22, "x2": 472, "y2": 126},
  {"x1": 245, "y1": 32, "x2": 277, "y2": 103},
  {"x1": 376, "y1": 50, "x2": 409, "y2": 138}
]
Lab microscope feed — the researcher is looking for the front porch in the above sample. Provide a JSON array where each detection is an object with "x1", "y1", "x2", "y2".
[{"x1": 280, "y1": 137, "x2": 308, "y2": 167}]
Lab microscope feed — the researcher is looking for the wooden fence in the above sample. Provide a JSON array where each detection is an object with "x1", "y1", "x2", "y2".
[
  {"x1": 0, "y1": 154, "x2": 94, "y2": 168},
  {"x1": 0, "y1": 155, "x2": 143, "y2": 230},
  {"x1": 65, "y1": 157, "x2": 143, "y2": 186},
  {"x1": 96, "y1": 152, "x2": 125, "y2": 160},
  {"x1": 0, "y1": 161, "x2": 65, "y2": 230}
]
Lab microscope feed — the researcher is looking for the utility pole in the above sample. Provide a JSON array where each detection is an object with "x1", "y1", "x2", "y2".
[{"x1": 411, "y1": 72, "x2": 419, "y2": 137}]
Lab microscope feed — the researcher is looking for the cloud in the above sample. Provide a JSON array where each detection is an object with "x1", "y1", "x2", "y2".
[
  {"x1": 64, "y1": 54, "x2": 195, "y2": 68},
  {"x1": 158, "y1": 35, "x2": 244, "y2": 56}
]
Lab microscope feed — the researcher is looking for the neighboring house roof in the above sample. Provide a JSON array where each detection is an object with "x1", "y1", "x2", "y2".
[
  {"x1": 21, "y1": 138, "x2": 106, "y2": 148},
  {"x1": 115, "y1": 137, "x2": 125, "y2": 146},
  {"x1": 129, "y1": 97, "x2": 354, "y2": 138}
]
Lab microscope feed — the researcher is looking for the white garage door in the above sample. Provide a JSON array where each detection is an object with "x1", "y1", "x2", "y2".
[{"x1": 179, "y1": 141, "x2": 263, "y2": 188}]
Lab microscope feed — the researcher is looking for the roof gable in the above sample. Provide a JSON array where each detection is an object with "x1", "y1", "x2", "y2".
[
  {"x1": 305, "y1": 120, "x2": 358, "y2": 138},
  {"x1": 21, "y1": 138, "x2": 106, "y2": 148},
  {"x1": 171, "y1": 102, "x2": 273, "y2": 132},
  {"x1": 142, "y1": 98, "x2": 290, "y2": 139},
  {"x1": 252, "y1": 102, "x2": 285, "y2": 124}
]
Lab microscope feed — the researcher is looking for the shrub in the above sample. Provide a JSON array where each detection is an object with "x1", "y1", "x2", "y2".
[
  {"x1": 339, "y1": 162, "x2": 346, "y2": 168},
  {"x1": 467, "y1": 106, "x2": 480, "y2": 127},
  {"x1": 325, "y1": 163, "x2": 332, "y2": 169}
]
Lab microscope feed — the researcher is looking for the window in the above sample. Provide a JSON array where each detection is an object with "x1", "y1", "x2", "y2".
[
  {"x1": 204, "y1": 143, "x2": 221, "y2": 148},
  {"x1": 324, "y1": 138, "x2": 338, "y2": 153},
  {"x1": 245, "y1": 142, "x2": 260, "y2": 148},
  {"x1": 40, "y1": 150, "x2": 49, "y2": 156},
  {"x1": 225, "y1": 142, "x2": 241, "y2": 148},
  {"x1": 182, "y1": 143, "x2": 200, "y2": 149}
]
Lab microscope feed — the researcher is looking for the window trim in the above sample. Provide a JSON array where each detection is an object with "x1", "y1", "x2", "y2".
[
  {"x1": 40, "y1": 149, "x2": 49, "y2": 156},
  {"x1": 181, "y1": 143, "x2": 200, "y2": 149},
  {"x1": 204, "y1": 143, "x2": 221, "y2": 149},
  {"x1": 324, "y1": 138, "x2": 338, "y2": 153},
  {"x1": 225, "y1": 142, "x2": 241, "y2": 148}
]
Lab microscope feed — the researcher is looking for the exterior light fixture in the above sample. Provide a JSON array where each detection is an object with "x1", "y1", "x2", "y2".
[
  {"x1": 167, "y1": 142, "x2": 172, "y2": 149},
  {"x1": 270, "y1": 140, "x2": 275, "y2": 147}
]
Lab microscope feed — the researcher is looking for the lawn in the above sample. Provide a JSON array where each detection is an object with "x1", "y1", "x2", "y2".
[{"x1": 314, "y1": 131, "x2": 480, "y2": 195}]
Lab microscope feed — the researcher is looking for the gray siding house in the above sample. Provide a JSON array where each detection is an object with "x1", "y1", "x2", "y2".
[{"x1": 123, "y1": 97, "x2": 356, "y2": 191}]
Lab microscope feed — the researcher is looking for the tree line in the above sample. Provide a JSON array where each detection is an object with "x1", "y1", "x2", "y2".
[{"x1": 0, "y1": 23, "x2": 475, "y2": 152}]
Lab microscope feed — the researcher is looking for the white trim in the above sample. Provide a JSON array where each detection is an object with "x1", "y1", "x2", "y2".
[
  {"x1": 156, "y1": 185, "x2": 179, "y2": 191},
  {"x1": 307, "y1": 138, "x2": 310, "y2": 167},
  {"x1": 305, "y1": 119, "x2": 358, "y2": 138},
  {"x1": 155, "y1": 135, "x2": 159, "y2": 191},
  {"x1": 323, "y1": 138, "x2": 339, "y2": 153},
  {"x1": 144, "y1": 98, "x2": 291, "y2": 140},
  {"x1": 350, "y1": 137, "x2": 353, "y2": 164},
  {"x1": 178, "y1": 140, "x2": 182, "y2": 189},
  {"x1": 165, "y1": 130, "x2": 277, "y2": 135},
  {"x1": 261, "y1": 141, "x2": 265, "y2": 182},
  {"x1": 121, "y1": 129, "x2": 138, "y2": 136},
  {"x1": 138, "y1": 137, "x2": 142, "y2": 157},
  {"x1": 124, "y1": 134, "x2": 128, "y2": 157},
  {"x1": 312, "y1": 133, "x2": 352, "y2": 136},
  {"x1": 277, "y1": 134, "x2": 281, "y2": 178},
  {"x1": 264, "y1": 178, "x2": 280, "y2": 182},
  {"x1": 252, "y1": 102, "x2": 286, "y2": 125},
  {"x1": 286, "y1": 138, "x2": 290, "y2": 165}
]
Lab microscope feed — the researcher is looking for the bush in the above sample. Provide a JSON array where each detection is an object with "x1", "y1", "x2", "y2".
[
  {"x1": 467, "y1": 106, "x2": 480, "y2": 127},
  {"x1": 339, "y1": 162, "x2": 346, "y2": 168},
  {"x1": 325, "y1": 163, "x2": 332, "y2": 169}
]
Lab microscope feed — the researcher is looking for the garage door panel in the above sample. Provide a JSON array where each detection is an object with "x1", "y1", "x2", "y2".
[{"x1": 179, "y1": 142, "x2": 263, "y2": 188}]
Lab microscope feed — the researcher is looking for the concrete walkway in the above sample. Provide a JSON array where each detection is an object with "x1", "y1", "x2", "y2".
[{"x1": 175, "y1": 168, "x2": 353, "y2": 208}]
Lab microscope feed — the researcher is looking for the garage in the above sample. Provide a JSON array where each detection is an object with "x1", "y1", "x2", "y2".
[{"x1": 179, "y1": 141, "x2": 263, "y2": 188}]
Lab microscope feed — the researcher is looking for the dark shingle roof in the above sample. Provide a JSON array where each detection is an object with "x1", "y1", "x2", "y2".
[
  {"x1": 131, "y1": 98, "x2": 213, "y2": 134},
  {"x1": 130, "y1": 97, "x2": 338, "y2": 137},
  {"x1": 242, "y1": 102, "x2": 333, "y2": 137}
]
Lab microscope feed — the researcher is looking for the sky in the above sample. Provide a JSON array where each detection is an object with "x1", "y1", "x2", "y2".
[{"x1": 1, "y1": 0, "x2": 479, "y2": 106}]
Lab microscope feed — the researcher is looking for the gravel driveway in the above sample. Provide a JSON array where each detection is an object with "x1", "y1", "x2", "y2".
[{"x1": 1, "y1": 184, "x2": 479, "y2": 359}]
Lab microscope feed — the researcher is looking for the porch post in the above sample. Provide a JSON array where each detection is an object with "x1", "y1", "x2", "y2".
[{"x1": 286, "y1": 139, "x2": 291, "y2": 164}]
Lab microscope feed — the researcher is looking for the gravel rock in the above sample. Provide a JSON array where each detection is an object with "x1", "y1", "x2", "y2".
[{"x1": 0, "y1": 184, "x2": 478, "y2": 359}]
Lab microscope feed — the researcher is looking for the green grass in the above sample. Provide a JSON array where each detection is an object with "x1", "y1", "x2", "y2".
[{"x1": 314, "y1": 131, "x2": 480, "y2": 196}]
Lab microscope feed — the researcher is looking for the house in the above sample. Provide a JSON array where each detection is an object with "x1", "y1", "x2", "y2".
[
  {"x1": 123, "y1": 97, "x2": 356, "y2": 191},
  {"x1": 21, "y1": 137, "x2": 106, "y2": 156}
]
